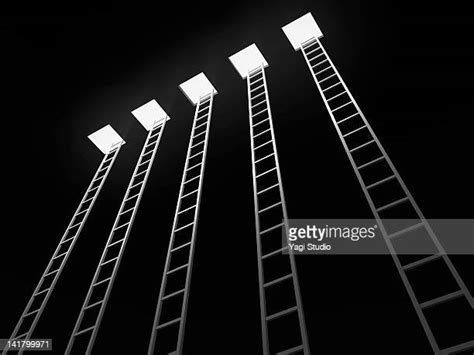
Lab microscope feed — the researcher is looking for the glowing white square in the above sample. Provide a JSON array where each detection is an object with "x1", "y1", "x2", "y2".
[
  {"x1": 179, "y1": 73, "x2": 217, "y2": 105},
  {"x1": 282, "y1": 13, "x2": 324, "y2": 51},
  {"x1": 228, "y1": 44, "x2": 269, "y2": 79},
  {"x1": 88, "y1": 125, "x2": 125, "y2": 154},
  {"x1": 131, "y1": 99, "x2": 170, "y2": 131}
]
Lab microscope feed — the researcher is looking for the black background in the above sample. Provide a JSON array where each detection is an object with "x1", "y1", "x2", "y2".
[{"x1": 1, "y1": 0, "x2": 473, "y2": 354}]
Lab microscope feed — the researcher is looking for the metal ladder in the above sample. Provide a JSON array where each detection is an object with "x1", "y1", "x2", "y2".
[
  {"x1": 247, "y1": 65, "x2": 310, "y2": 355},
  {"x1": 3, "y1": 141, "x2": 123, "y2": 355},
  {"x1": 65, "y1": 120, "x2": 167, "y2": 354},
  {"x1": 148, "y1": 93, "x2": 214, "y2": 355},
  {"x1": 298, "y1": 36, "x2": 473, "y2": 354}
]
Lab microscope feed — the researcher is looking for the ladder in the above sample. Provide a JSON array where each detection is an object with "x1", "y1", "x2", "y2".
[
  {"x1": 65, "y1": 120, "x2": 167, "y2": 354},
  {"x1": 3, "y1": 141, "x2": 123, "y2": 355},
  {"x1": 247, "y1": 65, "x2": 310, "y2": 355},
  {"x1": 298, "y1": 36, "x2": 473, "y2": 354},
  {"x1": 148, "y1": 92, "x2": 214, "y2": 355}
]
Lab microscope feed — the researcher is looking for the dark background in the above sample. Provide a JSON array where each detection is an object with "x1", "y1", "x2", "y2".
[{"x1": 1, "y1": 0, "x2": 473, "y2": 354}]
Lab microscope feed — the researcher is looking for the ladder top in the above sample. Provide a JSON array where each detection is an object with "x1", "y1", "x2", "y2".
[
  {"x1": 88, "y1": 124, "x2": 125, "y2": 154},
  {"x1": 282, "y1": 12, "x2": 324, "y2": 51},
  {"x1": 131, "y1": 99, "x2": 171, "y2": 131},
  {"x1": 179, "y1": 72, "x2": 218, "y2": 106},
  {"x1": 228, "y1": 43, "x2": 269, "y2": 79}
]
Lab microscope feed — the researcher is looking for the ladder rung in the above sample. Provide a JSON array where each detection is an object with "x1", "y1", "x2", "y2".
[
  {"x1": 84, "y1": 300, "x2": 103, "y2": 311},
  {"x1": 171, "y1": 242, "x2": 192, "y2": 253},
  {"x1": 260, "y1": 222, "x2": 285, "y2": 236},
  {"x1": 266, "y1": 306, "x2": 297, "y2": 321},
  {"x1": 120, "y1": 206, "x2": 135, "y2": 216},
  {"x1": 134, "y1": 170, "x2": 147, "y2": 179},
  {"x1": 145, "y1": 139, "x2": 157, "y2": 148},
  {"x1": 312, "y1": 58, "x2": 328, "y2": 69},
  {"x1": 62, "y1": 236, "x2": 75, "y2": 244},
  {"x1": 142, "y1": 149, "x2": 153, "y2": 158},
  {"x1": 197, "y1": 105, "x2": 210, "y2": 113},
  {"x1": 309, "y1": 52, "x2": 325, "y2": 64},
  {"x1": 376, "y1": 197, "x2": 410, "y2": 213},
  {"x1": 167, "y1": 263, "x2": 189, "y2": 275},
  {"x1": 129, "y1": 180, "x2": 143, "y2": 190},
  {"x1": 53, "y1": 251, "x2": 68, "y2": 260},
  {"x1": 301, "y1": 37, "x2": 318, "y2": 49},
  {"x1": 149, "y1": 130, "x2": 161, "y2": 140},
  {"x1": 125, "y1": 193, "x2": 140, "y2": 202},
  {"x1": 13, "y1": 332, "x2": 29, "y2": 340},
  {"x1": 262, "y1": 246, "x2": 289, "y2": 259},
  {"x1": 93, "y1": 277, "x2": 112, "y2": 287},
  {"x1": 108, "y1": 238, "x2": 125, "y2": 248},
  {"x1": 250, "y1": 84, "x2": 265, "y2": 93},
  {"x1": 103, "y1": 155, "x2": 114, "y2": 163},
  {"x1": 349, "y1": 139, "x2": 375, "y2": 153},
  {"x1": 332, "y1": 101, "x2": 352, "y2": 112},
  {"x1": 255, "y1": 153, "x2": 274, "y2": 164},
  {"x1": 440, "y1": 340, "x2": 474, "y2": 354},
  {"x1": 186, "y1": 162, "x2": 202, "y2": 172},
  {"x1": 319, "y1": 73, "x2": 337, "y2": 84},
  {"x1": 277, "y1": 344, "x2": 304, "y2": 355},
  {"x1": 327, "y1": 90, "x2": 346, "y2": 102},
  {"x1": 192, "y1": 130, "x2": 206, "y2": 139},
  {"x1": 184, "y1": 175, "x2": 200, "y2": 185},
  {"x1": 178, "y1": 204, "x2": 197, "y2": 215},
  {"x1": 388, "y1": 222, "x2": 424, "y2": 239},
  {"x1": 250, "y1": 76, "x2": 264, "y2": 85},
  {"x1": 101, "y1": 256, "x2": 119, "y2": 267},
  {"x1": 194, "y1": 121, "x2": 207, "y2": 131},
  {"x1": 357, "y1": 156, "x2": 385, "y2": 170},
  {"x1": 402, "y1": 254, "x2": 441, "y2": 271},
  {"x1": 315, "y1": 65, "x2": 332, "y2": 76},
  {"x1": 337, "y1": 113, "x2": 359, "y2": 125},
  {"x1": 195, "y1": 113, "x2": 208, "y2": 122},
  {"x1": 256, "y1": 167, "x2": 277, "y2": 179},
  {"x1": 252, "y1": 107, "x2": 268, "y2": 117},
  {"x1": 249, "y1": 68, "x2": 263, "y2": 78},
  {"x1": 174, "y1": 222, "x2": 194, "y2": 233},
  {"x1": 156, "y1": 317, "x2": 181, "y2": 330},
  {"x1": 74, "y1": 325, "x2": 95, "y2": 336},
  {"x1": 259, "y1": 201, "x2": 283, "y2": 214},
  {"x1": 251, "y1": 100, "x2": 266, "y2": 109},
  {"x1": 322, "y1": 82, "x2": 341, "y2": 93},
  {"x1": 420, "y1": 290, "x2": 463, "y2": 309},
  {"x1": 253, "y1": 118, "x2": 269, "y2": 128},
  {"x1": 98, "y1": 164, "x2": 109, "y2": 173},
  {"x1": 44, "y1": 269, "x2": 59, "y2": 278},
  {"x1": 138, "y1": 158, "x2": 151, "y2": 167},
  {"x1": 190, "y1": 140, "x2": 205, "y2": 149},
  {"x1": 162, "y1": 288, "x2": 186, "y2": 301},
  {"x1": 251, "y1": 91, "x2": 265, "y2": 101},
  {"x1": 367, "y1": 175, "x2": 396, "y2": 189},
  {"x1": 114, "y1": 222, "x2": 130, "y2": 231},
  {"x1": 254, "y1": 128, "x2": 271, "y2": 139},
  {"x1": 264, "y1": 274, "x2": 292, "y2": 288},
  {"x1": 23, "y1": 308, "x2": 40, "y2": 318},
  {"x1": 35, "y1": 288, "x2": 50, "y2": 297},
  {"x1": 257, "y1": 183, "x2": 279, "y2": 195},
  {"x1": 254, "y1": 140, "x2": 272, "y2": 150},
  {"x1": 69, "y1": 221, "x2": 82, "y2": 230},
  {"x1": 342, "y1": 125, "x2": 367, "y2": 138},
  {"x1": 75, "y1": 209, "x2": 88, "y2": 217},
  {"x1": 181, "y1": 189, "x2": 198, "y2": 199},
  {"x1": 305, "y1": 45, "x2": 321, "y2": 56}
]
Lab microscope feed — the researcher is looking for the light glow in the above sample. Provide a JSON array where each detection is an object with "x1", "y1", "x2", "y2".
[
  {"x1": 131, "y1": 99, "x2": 170, "y2": 131},
  {"x1": 179, "y1": 73, "x2": 217, "y2": 105},
  {"x1": 228, "y1": 44, "x2": 269, "y2": 79},
  {"x1": 282, "y1": 13, "x2": 323, "y2": 51},
  {"x1": 88, "y1": 125, "x2": 125, "y2": 154}
]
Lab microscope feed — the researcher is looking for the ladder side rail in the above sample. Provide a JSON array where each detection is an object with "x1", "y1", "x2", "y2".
[
  {"x1": 66, "y1": 121, "x2": 166, "y2": 354},
  {"x1": 260, "y1": 66, "x2": 310, "y2": 355},
  {"x1": 4, "y1": 144, "x2": 122, "y2": 354},
  {"x1": 176, "y1": 93, "x2": 214, "y2": 354},
  {"x1": 247, "y1": 67, "x2": 270, "y2": 355}
]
